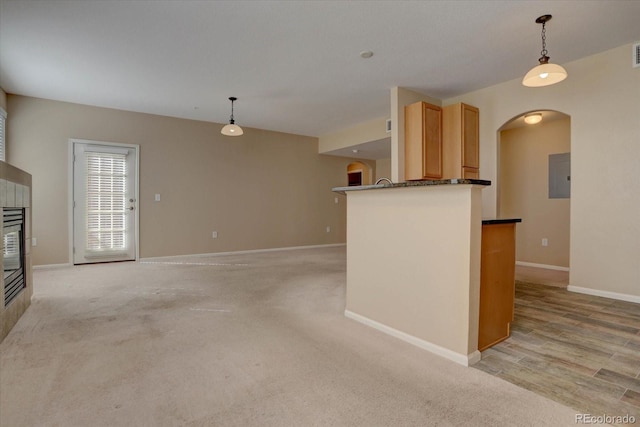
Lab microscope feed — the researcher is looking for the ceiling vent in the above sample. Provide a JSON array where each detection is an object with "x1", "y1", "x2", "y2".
[
  {"x1": 634, "y1": 42, "x2": 640, "y2": 68},
  {"x1": 386, "y1": 119, "x2": 392, "y2": 133}
]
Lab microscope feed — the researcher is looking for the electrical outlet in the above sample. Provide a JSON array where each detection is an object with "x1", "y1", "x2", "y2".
[
  {"x1": 542, "y1": 238, "x2": 548, "y2": 247},
  {"x1": 212, "y1": 231, "x2": 218, "y2": 239},
  {"x1": 154, "y1": 193, "x2": 161, "y2": 202},
  {"x1": 326, "y1": 226, "x2": 331, "y2": 233},
  {"x1": 334, "y1": 197, "x2": 339, "y2": 204},
  {"x1": 32, "y1": 237, "x2": 37, "y2": 247}
]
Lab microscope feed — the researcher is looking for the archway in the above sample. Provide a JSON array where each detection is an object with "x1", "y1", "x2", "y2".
[
  {"x1": 346, "y1": 161, "x2": 372, "y2": 186},
  {"x1": 497, "y1": 110, "x2": 571, "y2": 272}
]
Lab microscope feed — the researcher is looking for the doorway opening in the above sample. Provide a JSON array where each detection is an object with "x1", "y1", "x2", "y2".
[
  {"x1": 497, "y1": 110, "x2": 571, "y2": 273},
  {"x1": 346, "y1": 161, "x2": 372, "y2": 186}
]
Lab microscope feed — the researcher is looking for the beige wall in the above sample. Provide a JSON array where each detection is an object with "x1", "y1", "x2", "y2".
[
  {"x1": 318, "y1": 117, "x2": 388, "y2": 154},
  {"x1": 375, "y1": 158, "x2": 391, "y2": 181},
  {"x1": 7, "y1": 95, "x2": 354, "y2": 266},
  {"x1": 444, "y1": 43, "x2": 640, "y2": 299},
  {"x1": 499, "y1": 118, "x2": 570, "y2": 268}
]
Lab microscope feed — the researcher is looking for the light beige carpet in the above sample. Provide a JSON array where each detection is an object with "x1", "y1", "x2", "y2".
[{"x1": 1, "y1": 246, "x2": 578, "y2": 426}]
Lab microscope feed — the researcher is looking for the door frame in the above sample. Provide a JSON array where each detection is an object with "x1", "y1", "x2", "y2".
[{"x1": 68, "y1": 138, "x2": 140, "y2": 264}]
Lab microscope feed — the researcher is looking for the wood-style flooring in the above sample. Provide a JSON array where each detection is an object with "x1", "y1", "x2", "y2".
[{"x1": 474, "y1": 270, "x2": 640, "y2": 421}]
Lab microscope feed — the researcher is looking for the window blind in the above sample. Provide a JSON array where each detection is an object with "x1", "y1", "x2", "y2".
[
  {"x1": 0, "y1": 108, "x2": 6, "y2": 162},
  {"x1": 85, "y1": 151, "x2": 127, "y2": 251}
]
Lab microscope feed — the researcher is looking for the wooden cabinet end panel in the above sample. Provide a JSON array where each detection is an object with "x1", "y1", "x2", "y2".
[
  {"x1": 462, "y1": 104, "x2": 480, "y2": 169},
  {"x1": 404, "y1": 102, "x2": 423, "y2": 180}
]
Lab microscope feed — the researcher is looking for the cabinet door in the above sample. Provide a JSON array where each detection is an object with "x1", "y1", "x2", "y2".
[
  {"x1": 422, "y1": 103, "x2": 442, "y2": 179},
  {"x1": 462, "y1": 167, "x2": 479, "y2": 179},
  {"x1": 462, "y1": 104, "x2": 479, "y2": 169},
  {"x1": 478, "y1": 223, "x2": 516, "y2": 351},
  {"x1": 404, "y1": 102, "x2": 442, "y2": 180}
]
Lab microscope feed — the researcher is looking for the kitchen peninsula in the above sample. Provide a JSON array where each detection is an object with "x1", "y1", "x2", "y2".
[{"x1": 333, "y1": 179, "x2": 514, "y2": 366}]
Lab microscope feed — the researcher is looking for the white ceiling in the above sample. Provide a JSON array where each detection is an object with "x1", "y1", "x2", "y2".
[{"x1": 1, "y1": 1, "x2": 639, "y2": 139}]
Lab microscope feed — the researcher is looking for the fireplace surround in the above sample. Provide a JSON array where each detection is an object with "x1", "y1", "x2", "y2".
[{"x1": 0, "y1": 161, "x2": 32, "y2": 342}]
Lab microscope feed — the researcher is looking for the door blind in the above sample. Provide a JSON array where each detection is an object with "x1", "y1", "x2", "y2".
[{"x1": 85, "y1": 152, "x2": 127, "y2": 252}]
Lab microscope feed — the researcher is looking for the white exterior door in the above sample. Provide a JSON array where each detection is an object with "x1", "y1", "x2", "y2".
[{"x1": 72, "y1": 141, "x2": 138, "y2": 264}]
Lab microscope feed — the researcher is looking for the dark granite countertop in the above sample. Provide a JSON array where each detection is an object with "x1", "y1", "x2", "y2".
[
  {"x1": 332, "y1": 178, "x2": 491, "y2": 195},
  {"x1": 482, "y1": 218, "x2": 522, "y2": 225}
]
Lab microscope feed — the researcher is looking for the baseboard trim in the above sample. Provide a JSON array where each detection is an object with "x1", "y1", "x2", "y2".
[
  {"x1": 344, "y1": 310, "x2": 480, "y2": 367},
  {"x1": 568, "y1": 285, "x2": 640, "y2": 304},
  {"x1": 139, "y1": 243, "x2": 346, "y2": 261},
  {"x1": 33, "y1": 263, "x2": 72, "y2": 270},
  {"x1": 516, "y1": 261, "x2": 569, "y2": 272}
]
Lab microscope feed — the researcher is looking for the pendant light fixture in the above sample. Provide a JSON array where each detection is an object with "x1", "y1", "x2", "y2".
[
  {"x1": 221, "y1": 97, "x2": 243, "y2": 136},
  {"x1": 522, "y1": 15, "x2": 567, "y2": 87}
]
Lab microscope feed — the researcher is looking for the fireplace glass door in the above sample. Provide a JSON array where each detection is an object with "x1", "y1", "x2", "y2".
[{"x1": 3, "y1": 208, "x2": 25, "y2": 307}]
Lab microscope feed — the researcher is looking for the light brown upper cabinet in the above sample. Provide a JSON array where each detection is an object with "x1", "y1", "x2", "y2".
[
  {"x1": 404, "y1": 101, "x2": 442, "y2": 180},
  {"x1": 443, "y1": 103, "x2": 479, "y2": 179}
]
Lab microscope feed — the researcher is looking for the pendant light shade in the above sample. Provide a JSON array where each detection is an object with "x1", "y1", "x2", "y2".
[
  {"x1": 522, "y1": 15, "x2": 567, "y2": 88},
  {"x1": 221, "y1": 123, "x2": 243, "y2": 136},
  {"x1": 221, "y1": 97, "x2": 243, "y2": 136},
  {"x1": 523, "y1": 62, "x2": 567, "y2": 87}
]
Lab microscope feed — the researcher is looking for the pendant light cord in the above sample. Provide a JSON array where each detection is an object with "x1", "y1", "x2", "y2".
[
  {"x1": 229, "y1": 97, "x2": 236, "y2": 124},
  {"x1": 540, "y1": 21, "x2": 548, "y2": 57}
]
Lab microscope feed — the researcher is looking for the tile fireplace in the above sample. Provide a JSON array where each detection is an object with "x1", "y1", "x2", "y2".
[{"x1": 0, "y1": 161, "x2": 32, "y2": 342}]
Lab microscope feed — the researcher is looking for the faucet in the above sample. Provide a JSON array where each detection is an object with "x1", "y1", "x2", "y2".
[{"x1": 375, "y1": 177, "x2": 393, "y2": 186}]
